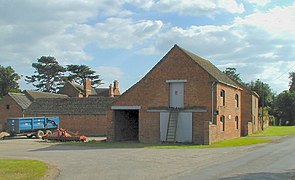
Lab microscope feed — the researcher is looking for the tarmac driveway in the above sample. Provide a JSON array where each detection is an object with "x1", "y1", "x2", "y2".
[{"x1": 1, "y1": 136, "x2": 295, "y2": 180}]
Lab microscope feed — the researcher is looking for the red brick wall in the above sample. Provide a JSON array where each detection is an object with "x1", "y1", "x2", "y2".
[
  {"x1": 241, "y1": 90, "x2": 252, "y2": 136},
  {"x1": 138, "y1": 110, "x2": 160, "y2": 143},
  {"x1": 241, "y1": 88, "x2": 259, "y2": 136},
  {"x1": 0, "y1": 95, "x2": 24, "y2": 131},
  {"x1": 108, "y1": 46, "x2": 242, "y2": 144},
  {"x1": 26, "y1": 114, "x2": 108, "y2": 136},
  {"x1": 209, "y1": 83, "x2": 241, "y2": 143},
  {"x1": 247, "y1": 122, "x2": 253, "y2": 135},
  {"x1": 252, "y1": 95, "x2": 259, "y2": 132}
]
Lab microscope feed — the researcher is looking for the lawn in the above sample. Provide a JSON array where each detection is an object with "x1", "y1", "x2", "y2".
[
  {"x1": 0, "y1": 159, "x2": 48, "y2": 180},
  {"x1": 66, "y1": 137, "x2": 270, "y2": 149},
  {"x1": 251, "y1": 126, "x2": 295, "y2": 136}
]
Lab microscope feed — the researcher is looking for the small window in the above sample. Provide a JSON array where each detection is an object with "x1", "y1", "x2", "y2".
[
  {"x1": 253, "y1": 116, "x2": 255, "y2": 125},
  {"x1": 220, "y1": 115, "x2": 225, "y2": 131},
  {"x1": 235, "y1": 94, "x2": 239, "y2": 107},
  {"x1": 220, "y1": 90, "x2": 225, "y2": 106},
  {"x1": 6, "y1": 105, "x2": 10, "y2": 110},
  {"x1": 235, "y1": 116, "x2": 239, "y2": 129}
]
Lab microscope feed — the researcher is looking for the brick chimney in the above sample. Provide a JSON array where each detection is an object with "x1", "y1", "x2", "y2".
[
  {"x1": 113, "y1": 80, "x2": 120, "y2": 96},
  {"x1": 84, "y1": 78, "x2": 92, "y2": 97},
  {"x1": 109, "y1": 84, "x2": 114, "y2": 97}
]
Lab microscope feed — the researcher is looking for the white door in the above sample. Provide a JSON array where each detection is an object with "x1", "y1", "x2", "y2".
[
  {"x1": 175, "y1": 113, "x2": 192, "y2": 142},
  {"x1": 160, "y1": 112, "x2": 192, "y2": 143},
  {"x1": 160, "y1": 112, "x2": 169, "y2": 141},
  {"x1": 170, "y1": 83, "x2": 184, "y2": 108}
]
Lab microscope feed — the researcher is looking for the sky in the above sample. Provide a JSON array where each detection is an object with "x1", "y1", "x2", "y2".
[{"x1": 1, "y1": 0, "x2": 295, "y2": 94}]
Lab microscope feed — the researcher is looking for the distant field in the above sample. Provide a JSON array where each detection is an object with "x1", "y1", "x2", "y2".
[
  {"x1": 0, "y1": 159, "x2": 47, "y2": 180},
  {"x1": 252, "y1": 126, "x2": 295, "y2": 136}
]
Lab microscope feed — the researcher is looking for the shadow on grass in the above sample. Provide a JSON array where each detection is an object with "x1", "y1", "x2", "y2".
[
  {"x1": 30, "y1": 141, "x2": 150, "y2": 152},
  {"x1": 30, "y1": 141, "x2": 195, "y2": 152},
  {"x1": 220, "y1": 170, "x2": 295, "y2": 180},
  {"x1": 30, "y1": 136, "x2": 271, "y2": 152}
]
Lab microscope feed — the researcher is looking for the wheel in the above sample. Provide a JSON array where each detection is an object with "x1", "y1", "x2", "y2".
[
  {"x1": 36, "y1": 130, "x2": 45, "y2": 139},
  {"x1": 45, "y1": 130, "x2": 52, "y2": 136},
  {"x1": 26, "y1": 135, "x2": 33, "y2": 139}
]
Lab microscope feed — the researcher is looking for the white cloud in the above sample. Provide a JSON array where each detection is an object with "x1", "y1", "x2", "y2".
[
  {"x1": 126, "y1": 0, "x2": 244, "y2": 15},
  {"x1": 125, "y1": 0, "x2": 155, "y2": 9},
  {"x1": 1, "y1": 0, "x2": 294, "y2": 94},
  {"x1": 247, "y1": 0, "x2": 270, "y2": 6},
  {"x1": 139, "y1": 8, "x2": 295, "y2": 92},
  {"x1": 96, "y1": 66, "x2": 124, "y2": 82},
  {"x1": 235, "y1": 2, "x2": 295, "y2": 37},
  {"x1": 92, "y1": 18, "x2": 163, "y2": 49},
  {"x1": 0, "y1": 0, "x2": 100, "y2": 67},
  {"x1": 0, "y1": 0, "x2": 162, "y2": 75},
  {"x1": 217, "y1": 0, "x2": 245, "y2": 14}
]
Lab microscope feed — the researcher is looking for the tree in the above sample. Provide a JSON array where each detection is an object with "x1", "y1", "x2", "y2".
[
  {"x1": 289, "y1": 72, "x2": 295, "y2": 91},
  {"x1": 0, "y1": 66, "x2": 21, "y2": 97},
  {"x1": 274, "y1": 91, "x2": 295, "y2": 125},
  {"x1": 25, "y1": 56, "x2": 65, "y2": 93},
  {"x1": 66, "y1": 65, "x2": 102, "y2": 87},
  {"x1": 223, "y1": 67, "x2": 243, "y2": 83},
  {"x1": 246, "y1": 79, "x2": 275, "y2": 108}
]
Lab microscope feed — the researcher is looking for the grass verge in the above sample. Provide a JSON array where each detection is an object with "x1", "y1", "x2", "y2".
[
  {"x1": 148, "y1": 137, "x2": 271, "y2": 149},
  {"x1": 66, "y1": 137, "x2": 270, "y2": 149},
  {"x1": 0, "y1": 159, "x2": 47, "y2": 180},
  {"x1": 251, "y1": 126, "x2": 295, "y2": 136}
]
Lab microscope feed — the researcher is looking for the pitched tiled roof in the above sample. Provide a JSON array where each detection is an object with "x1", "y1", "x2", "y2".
[
  {"x1": 231, "y1": 79, "x2": 259, "y2": 97},
  {"x1": 94, "y1": 88, "x2": 109, "y2": 97},
  {"x1": 24, "y1": 90, "x2": 68, "y2": 101},
  {"x1": 8, "y1": 93, "x2": 32, "y2": 109},
  {"x1": 24, "y1": 97, "x2": 117, "y2": 115},
  {"x1": 70, "y1": 81, "x2": 111, "y2": 97},
  {"x1": 177, "y1": 45, "x2": 239, "y2": 88},
  {"x1": 68, "y1": 81, "x2": 103, "y2": 96}
]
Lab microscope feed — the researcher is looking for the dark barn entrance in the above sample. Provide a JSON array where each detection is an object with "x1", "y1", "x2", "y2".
[{"x1": 114, "y1": 110, "x2": 139, "y2": 141}]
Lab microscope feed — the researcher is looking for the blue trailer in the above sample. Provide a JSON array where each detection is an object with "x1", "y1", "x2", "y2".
[{"x1": 6, "y1": 117, "x2": 59, "y2": 139}]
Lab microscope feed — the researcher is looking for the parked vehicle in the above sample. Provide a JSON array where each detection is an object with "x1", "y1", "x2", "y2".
[{"x1": 6, "y1": 117, "x2": 59, "y2": 139}]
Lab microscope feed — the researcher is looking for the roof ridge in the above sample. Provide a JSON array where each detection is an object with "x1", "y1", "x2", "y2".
[{"x1": 176, "y1": 45, "x2": 239, "y2": 89}]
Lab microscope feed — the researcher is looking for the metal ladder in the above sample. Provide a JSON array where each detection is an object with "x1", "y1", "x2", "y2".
[{"x1": 166, "y1": 109, "x2": 179, "y2": 142}]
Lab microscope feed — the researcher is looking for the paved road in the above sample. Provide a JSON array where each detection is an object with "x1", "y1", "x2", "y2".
[{"x1": 1, "y1": 136, "x2": 295, "y2": 180}]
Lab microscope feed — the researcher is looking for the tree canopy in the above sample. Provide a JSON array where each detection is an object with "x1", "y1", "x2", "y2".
[
  {"x1": 223, "y1": 67, "x2": 243, "y2": 83},
  {"x1": 25, "y1": 56, "x2": 65, "y2": 93},
  {"x1": 289, "y1": 72, "x2": 295, "y2": 91},
  {"x1": 246, "y1": 79, "x2": 274, "y2": 108},
  {"x1": 66, "y1": 64, "x2": 102, "y2": 87},
  {"x1": 0, "y1": 65, "x2": 21, "y2": 97},
  {"x1": 274, "y1": 90, "x2": 295, "y2": 125}
]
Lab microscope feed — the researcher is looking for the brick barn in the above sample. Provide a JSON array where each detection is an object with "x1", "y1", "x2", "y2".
[
  {"x1": 0, "y1": 91, "x2": 68, "y2": 131},
  {"x1": 107, "y1": 44, "x2": 243, "y2": 144},
  {"x1": 0, "y1": 80, "x2": 120, "y2": 135},
  {"x1": 24, "y1": 97, "x2": 116, "y2": 136}
]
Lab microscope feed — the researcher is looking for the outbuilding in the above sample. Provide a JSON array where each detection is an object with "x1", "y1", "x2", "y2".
[{"x1": 107, "y1": 45, "x2": 242, "y2": 144}]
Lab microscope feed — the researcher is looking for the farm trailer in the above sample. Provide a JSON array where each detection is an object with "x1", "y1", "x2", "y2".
[{"x1": 6, "y1": 117, "x2": 59, "y2": 139}]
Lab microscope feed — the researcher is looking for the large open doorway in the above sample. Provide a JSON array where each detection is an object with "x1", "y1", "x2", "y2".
[{"x1": 114, "y1": 110, "x2": 139, "y2": 141}]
